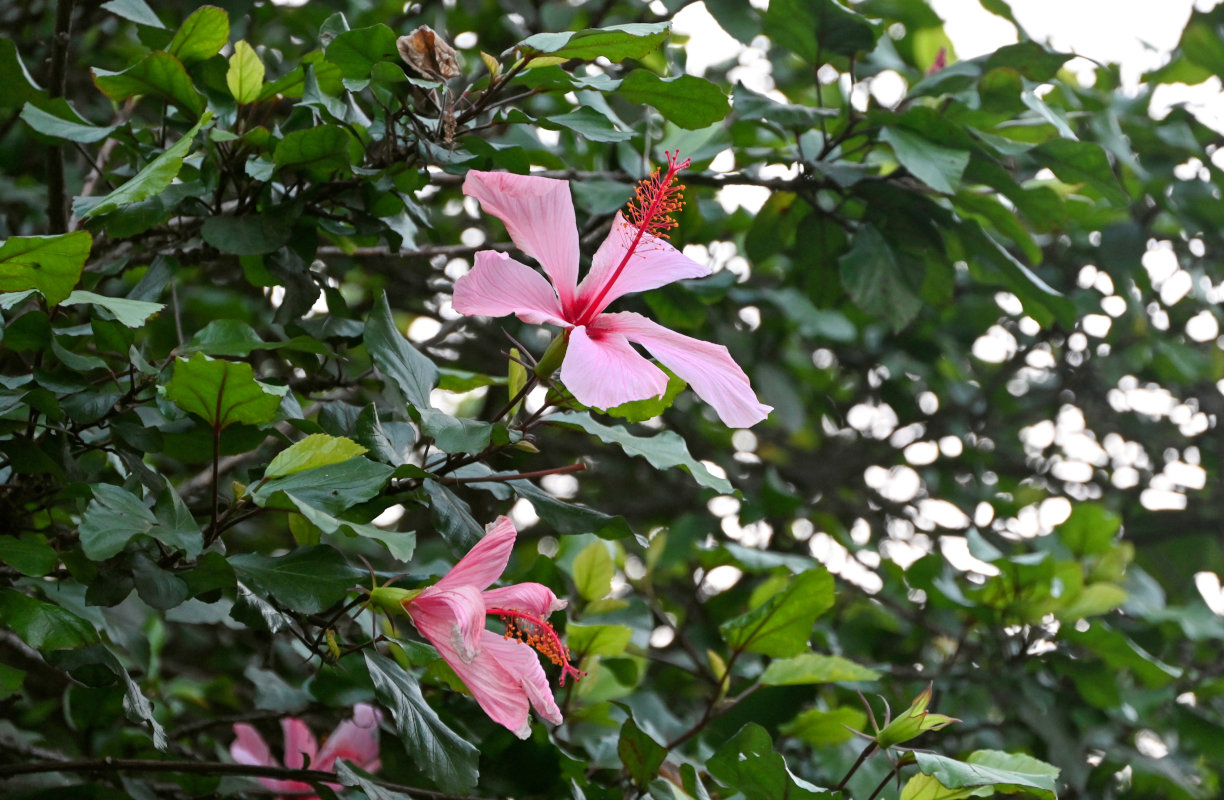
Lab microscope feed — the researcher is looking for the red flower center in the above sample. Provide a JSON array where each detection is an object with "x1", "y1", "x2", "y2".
[{"x1": 487, "y1": 606, "x2": 586, "y2": 685}]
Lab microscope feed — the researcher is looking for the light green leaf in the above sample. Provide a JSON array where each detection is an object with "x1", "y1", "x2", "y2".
[
  {"x1": 62, "y1": 290, "x2": 163, "y2": 328},
  {"x1": 0, "y1": 589, "x2": 100, "y2": 651},
  {"x1": 100, "y1": 0, "x2": 165, "y2": 28},
  {"x1": 780, "y1": 706, "x2": 868, "y2": 748},
  {"x1": 20, "y1": 103, "x2": 117, "y2": 143},
  {"x1": 0, "y1": 230, "x2": 91, "y2": 306},
  {"x1": 79, "y1": 483, "x2": 157, "y2": 560},
  {"x1": 79, "y1": 112, "x2": 210, "y2": 219},
  {"x1": 93, "y1": 51, "x2": 205, "y2": 118},
  {"x1": 0, "y1": 536, "x2": 59, "y2": 577},
  {"x1": 572, "y1": 541, "x2": 615, "y2": 601},
  {"x1": 167, "y1": 5, "x2": 230, "y2": 64},
  {"x1": 517, "y1": 22, "x2": 670, "y2": 63},
  {"x1": 418, "y1": 409, "x2": 492, "y2": 453},
  {"x1": 618, "y1": 71, "x2": 730, "y2": 130},
  {"x1": 719, "y1": 568, "x2": 834, "y2": 657},
  {"x1": 265, "y1": 433, "x2": 368, "y2": 479},
  {"x1": 163, "y1": 352, "x2": 287, "y2": 430},
  {"x1": 227, "y1": 40, "x2": 265, "y2": 104},
  {"x1": 326, "y1": 24, "x2": 398, "y2": 79},
  {"x1": 566, "y1": 623, "x2": 633, "y2": 657},
  {"x1": 548, "y1": 412, "x2": 733, "y2": 494},
  {"x1": 901, "y1": 774, "x2": 977, "y2": 800},
  {"x1": 760, "y1": 653, "x2": 880, "y2": 685},
  {"x1": 365, "y1": 652, "x2": 480, "y2": 794},
  {"x1": 913, "y1": 752, "x2": 1058, "y2": 800},
  {"x1": 882, "y1": 126, "x2": 970, "y2": 194},
  {"x1": 546, "y1": 107, "x2": 633, "y2": 142},
  {"x1": 229, "y1": 546, "x2": 363, "y2": 614}
]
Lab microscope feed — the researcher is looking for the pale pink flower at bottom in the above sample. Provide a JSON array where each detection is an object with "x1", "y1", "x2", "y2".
[
  {"x1": 453, "y1": 153, "x2": 772, "y2": 428},
  {"x1": 230, "y1": 703, "x2": 382, "y2": 798},
  {"x1": 402, "y1": 516, "x2": 583, "y2": 739}
]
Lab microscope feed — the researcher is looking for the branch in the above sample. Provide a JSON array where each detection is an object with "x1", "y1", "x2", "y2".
[
  {"x1": 45, "y1": 0, "x2": 78, "y2": 233},
  {"x1": 0, "y1": 758, "x2": 489, "y2": 799}
]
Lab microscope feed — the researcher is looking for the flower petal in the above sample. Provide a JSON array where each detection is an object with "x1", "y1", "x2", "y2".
[
  {"x1": 230, "y1": 723, "x2": 275, "y2": 768},
  {"x1": 483, "y1": 582, "x2": 566, "y2": 617},
  {"x1": 560, "y1": 324, "x2": 669, "y2": 409},
  {"x1": 573, "y1": 212, "x2": 709, "y2": 319},
  {"x1": 433, "y1": 516, "x2": 518, "y2": 593},
  {"x1": 480, "y1": 633, "x2": 563, "y2": 726},
  {"x1": 280, "y1": 717, "x2": 318, "y2": 770},
  {"x1": 463, "y1": 171, "x2": 579, "y2": 310},
  {"x1": 315, "y1": 704, "x2": 383, "y2": 773},
  {"x1": 410, "y1": 583, "x2": 487, "y2": 662},
  {"x1": 599, "y1": 312, "x2": 772, "y2": 427},
  {"x1": 433, "y1": 629, "x2": 534, "y2": 738},
  {"x1": 453, "y1": 250, "x2": 568, "y2": 326}
]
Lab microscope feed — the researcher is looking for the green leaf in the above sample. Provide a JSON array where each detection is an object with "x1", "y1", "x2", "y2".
[
  {"x1": 418, "y1": 409, "x2": 493, "y2": 453},
  {"x1": 780, "y1": 706, "x2": 868, "y2": 748},
  {"x1": 62, "y1": 290, "x2": 163, "y2": 328},
  {"x1": 0, "y1": 39, "x2": 47, "y2": 111},
  {"x1": 152, "y1": 486, "x2": 204, "y2": 559},
  {"x1": 20, "y1": 103, "x2": 117, "y2": 143},
  {"x1": 900, "y1": 774, "x2": 976, "y2": 800},
  {"x1": 274, "y1": 125, "x2": 361, "y2": 178},
  {"x1": 719, "y1": 568, "x2": 834, "y2": 657},
  {"x1": 253, "y1": 457, "x2": 395, "y2": 515},
  {"x1": 763, "y1": 0, "x2": 876, "y2": 62},
  {"x1": 0, "y1": 536, "x2": 59, "y2": 577},
  {"x1": 501, "y1": 474, "x2": 632, "y2": 538},
  {"x1": 1030, "y1": 138, "x2": 1128, "y2": 205},
  {"x1": 548, "y1": 412, "x2": 733, "y2": 494},
  {"x1": 838, "y1": 225, "x2": 923, "y2": 332},
  {"x1": 93, "y1": 51, "x2": 205, "y2": 118},
  {"x1": 229, "y1": 546, "x2": 363, "y2": 614},
  {"x1": 199, "y1": 208, "x2": 295, "y2": 255},
  {"x1": 605, "y1": 368, "x2": 687, "y2": 422},
  {"x1": 986, "y1": 42, "x2": 1072, "y2": 82},
  {"x1": 0, "y1": 589, "x2": 100, "y2": 651},
  {"x1": 0, "y1": 231, "x2": 91, "y2": 306},
  {"x1": 79, "y1": 484, "x2": 158, "y2": 561},
  {"x1": 707, "y1": 723, "x2": 825, "y2": 800},
  {"x1": 100, "y1": 0, "x2": 165, "y2": 28},
  {"x1": 364, "y1": 652, "x2": 480, "y2": 794},
  {"x1": 572, "y1": 541, "x2": 615, "y2": 601},
  {"x1": 1056, "y1": 502, "x2": 1122, "y2": 556},
  {"x1": 517, "y1": 22, "x2": 670, "y2": 63},
  {"x1": 355, "y1": 405, "x2": 417, "y2": 466},
  {"x1": 912, "y1": 752, "x2": 1058, "y2": 800},
  {"x1": 618, "y1": 71, "x2": 730, "y2": 130},
  {"x1": 167, "y1": 5, "x2": 230, "y2": 64},
  {"x1": 882, "y1": 126, "x2": 970, "y2": 195},
  {"x1": 326, "y1": 24, "x2": 398, "y2": 80},
  {"x1": 163, "y1": 353, "x2": 287, "y2": 430},
  {"x1": 619, "y1": 718, "x2": 667, "y2": 787},
  {"x1": 227, "y1": 40, "x2": 265, "y2": 104},
  {"x1": 265, "y1": 433, "x2": 368, "y2": 479},
  {"x1": 79, "y1": 112, "x2": 210, "y2": 219},
  {"x1": 423, "y1": 480, "x2": 484, "y2": 553},
  {"x1": 760, "y1": 653, "x2": 880, "y2": 685},
  {"x1": 131, "y1": 553, "x2": 190, "y2": 610},
  {"x1": 566, "y1": 623, "x2": 633, "y2": 657},
  {"x1": 545, "y1": 107, "x2": 634, "y2": 143},
  {"x1": 364, "y1": 292, "x2": 437, "y2": 411},
  {"x1": 334, "y1": 760, "x2": 414, "y2": 800}
]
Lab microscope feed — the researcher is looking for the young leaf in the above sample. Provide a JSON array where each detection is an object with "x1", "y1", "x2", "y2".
[
  {"x1": 264, "y1": 433, "x2": 368, "y2": 479},
  {"x1": 719, "y1": 568, "x2": 834, "y2": 657},
  {"x1": 0, "y1": 230, "x2": 91, "y2": 305},
  {"x1": 875, "y1": 686, "x2": 958, "y2": 748},
  {"x1": 227, "y1": 40, "x2": 266, "y2": 104},
  {"x1": 167, "y1": 5, "x2": 230, "y2": 65},
  {"x1": 163, "y1": 353, "x2": 287, "y2": 430},
  {"x1": 572, "y1": 541, "x2": 615, "y2": 601},
  {"x1": 760, "y1": 653, "x2": 880, "y2": 685}
]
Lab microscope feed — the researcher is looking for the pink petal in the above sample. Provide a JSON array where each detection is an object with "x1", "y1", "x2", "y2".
[
  {"x1": 453, "y1": 250, "x2": 569, "y2": 326},
  {"x1": 573, "y1": 212, "x2": 709, "y2": 320},
  {"x1": 280, "y1": 717, "x2": 318, "y2": 770},
  {"x1": 463, "y1": 171, "x2": 579, "y2": 310},
  {"x1": 483, "y1": 582, "x2": 566, "y2": 617},
  {"x1": 560, "y1": 324, "x2": 669, "y2": 409},
  {"x1": 432, "y1": 628, "x2": 534, "y2": 739},
  {"x1": 314, "y1": 704, "x2": 383, "y2": 773},
  {"x1": 410, "y1": 583, "x2": 487, "y2": 662},
  {"x1": 433, "y1": 516, "x2": 518, "y2": 593},
  {"x1": 230, "y1": 723, "x2": 275, "y2": 768},
  {"x1": 480, "y1": 633, "x2": 563, "y2": 726},
  {"x1": 598, "y1": 312, "x2": 772, "y2": 427}
]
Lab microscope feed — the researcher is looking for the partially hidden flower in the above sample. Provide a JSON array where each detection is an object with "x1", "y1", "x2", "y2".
[
  {"x1": 452, "y1": 152, "x2": 772, "y2": 428},
  {"x1": 371, "y1": 516, "x2": 582, "y2": 738},
  {"x1": 230, "y1": 703, "x2": 382, "y2": 799}
]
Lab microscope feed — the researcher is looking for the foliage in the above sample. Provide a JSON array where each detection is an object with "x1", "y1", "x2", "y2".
[{"x1": 1, "y1": 0, "x2": 1223, "y2": 798}]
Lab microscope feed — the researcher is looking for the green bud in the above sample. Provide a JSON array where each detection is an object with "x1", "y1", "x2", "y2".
[
  {"x1": 534, "y1": 333, "x2": 569, "y2": 380},
  {"x1": 874, "y1": 685, "x2": 958, "y2": 749},
  {"x1": 367, "y1": 585, "x2": 422, "y2": 617}
]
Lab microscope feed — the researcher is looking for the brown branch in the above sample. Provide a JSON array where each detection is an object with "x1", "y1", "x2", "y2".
[{"x1": 45, "y1": 0, "x2": 77, "y2": 233}]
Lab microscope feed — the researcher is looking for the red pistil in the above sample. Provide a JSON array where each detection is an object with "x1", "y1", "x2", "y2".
[
  {"x1": 575, "y1": 150, "x2": 691, "y2": 325},
  {"x1": 487, "y1": 606, "x2": 586, "y2": 685}
]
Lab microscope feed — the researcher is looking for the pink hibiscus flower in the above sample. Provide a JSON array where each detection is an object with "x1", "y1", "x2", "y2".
[
  {"x1": 401, "y1": 516, "x2": 582, "y2": 738},
  {"x1": 229, "y1": 703, "x2": 382, "y2": 799},
  {"x1": 452, "y1": 152, "x2": 772, "y2": 428}
]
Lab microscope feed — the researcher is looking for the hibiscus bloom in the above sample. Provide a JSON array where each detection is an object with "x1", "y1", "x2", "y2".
[
  {"x1": 452, "y1": 152, "x2": 771, "y2": 428},
  {"x1": 389, "y1": 516, "x2": 581, "y2": 738},
  {"x1": 230, "y1": 703, "x2": 382, "y2": 799}
]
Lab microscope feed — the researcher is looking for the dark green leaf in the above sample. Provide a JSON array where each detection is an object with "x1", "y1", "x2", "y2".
[
  {"x1": 79, "y1": 113, "x2": 210, "y2": 218},
  {"x1": 229, "y1": 546, "x2": 363, "y2": 614},
  {"x1": 619, "y1": 718, "x2": 667, "y2": 787},
  {"x1": 62, "y1": 290, "x2": 163, "y2": 327},
  {"x1": 164, "y1": 353, "x2": 287, "y2": 430},
  {"x1": 273, "y1": 125, "x2": 361, "y2": 177},
  {"x1": 838, "y1": 225, "x2": 923, "y2": 332},
  {"x1": 423, "y1": 480, "x2": 484, "y2": 553},
  {"x1": 618, "y1": 71, "x2": 730, "y2": 130},
  {"x1": 518, "y1": 23, "x2": 670, "y2": 63},
  {"x1": 763, "y1": 0, "x2": 876, "y2": 62},
  {"x1": 0, "y1": 536, "x2": 59, "y2": 577},
  {"x1": 707, "y1": 723, "x2": 824, "y2": 800},
  {"x1": 912, "y1": 752, "x2": 1058, "y2": 800},
  {"x1": 93, "y1": 51, "x2": 205, "y2": 118},
  {"x1": 1030, "y1": 139, "x2": 1128, "y2": 205},
  {"x1": 167, "y1": 5, "x2": 230, "y2": 64},
  {"x1": 364, "y1": 292, "x2": 437, "y2": 411},
  {"x1": 882, "y1": 126, "x2": 970, "y2": 194},
  {"x1": 0, "y1": 589, "x2": 100, "y2": 651},
  {"x1": 79, "y1": 483, "x2": 157, "y2": 561},
  {"x1": 20, "y1": 103, "x2": 117, "y2": 143},
  {"x1": 364, "y1": 652, "x2": 480, "y2": 794},
  {"x1": 720, "y1": 568, "x2": 834, "y2": 657},
  {"x1": 253, "y1": 457, "x2": 394, "y2": 515},
  {"x1": 100, "y1": 0, "x2": 165, "y2": 28},
  {"x1": 326, "y1": 24, "x2": 398, "y2": 80}
]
